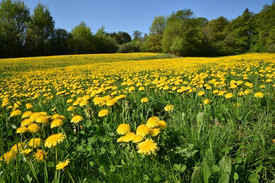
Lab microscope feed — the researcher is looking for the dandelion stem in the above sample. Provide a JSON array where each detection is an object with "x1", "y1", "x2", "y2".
[{"x1": 66, "y1": 169, "x2": 76, "y2": 183}]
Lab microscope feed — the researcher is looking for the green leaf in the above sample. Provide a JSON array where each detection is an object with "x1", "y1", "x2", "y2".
[
  {"x1": 86, "y1": 119, "x2": 92, "y2": 127},
  {"x1": 212, "y1": 165, "x2": 220, "y2": 173},
  {"x1": 218, "y1": 173, "x2": 230, "y2": 183},
  {"x1": 248, "y1": 173, "x2": 260, "y2": 183},
  {"x1": 201, "y1": 160, "x2": 211, "y2": 183},
  {"x1": 233, "y1": 172, "x2": 239, "y2": 180},
  {"x1": 89, "y1": 161, "x2": 94, "y2": 167},
  {"x1": 219, "y1": 155, "x2": 232, "y2": 175}
]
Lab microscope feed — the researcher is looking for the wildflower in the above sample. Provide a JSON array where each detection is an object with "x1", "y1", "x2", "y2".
[
  {"x1": 16, "y1": 126, "x2": 28, "y2": 134},
  {"x1": 51, "y1": 114, "x2": 60, "y2": 120},
  {"x1": 148, "y1": 128, "x2": 161, "y2": 137},
  {"x1": 51, "y1": 119, "x2": 64, "y2": 128},
  {"x1": 79, "y1": 100, "x2": 89, "y2": 107},
  {"x1": 164, "y1": 104, "x2": 174, "y2": 112},
  {"x1": 254, "y1": 92, "x2": 264, "y2": 98},
  {"x1": 71, "y1": 115, "x2": 83, "y2": 124},
  {"x1": 272, "y1": 139, "x2": 275, "y2": 144},
  {"x1": 157, "y1": 120, "x2": 167, "y2": 130},
  {"x1": 98, "y1": 109, "x2": 109, "y2": 117},
  {"x1": 117, "y1": 123, "x2": 131, "y2": 135},
  {"x1": 27, "y1": 123, "x2": 40, "y2": 133},
  {"x1": 34, "y1": 149, "x2": 47, "y2": 162},
  {"x1": 146, "y1": 116, "x2": 160, "y2": 128},
  {"x1": 10, "y1": 142, "x2": 25, "y2": 153},
  {"x1": 29, "y1": 138, "x2": 42, "y2": 148},
  {"x1": 132, "y1": 135, "x2": 144, "y2": 143},
  {"x1": 21, "y1": 148, "x2": 32, "y2": 155},
  {"x1": 117, "y1": 136, "x2": 125, "y2": 143},
  {"x1": 197, "y1": 91, "x2": 205, "y2": 96},
  {"x1": 67, "y1": 106, "x2": 76, "y2": 111},
  {"x1": 22, "y1": 111, "x2": 32, "y2": 119},
  {"x1": 137, "y1": 139, "x2": 158, "y2": 155},
  {"x1": 106, "y1": 98, "x2": 117, "y2": 106},
  {"x1": 10, "y1": 109, "x2": 22, "y2": 117},
  {"x1": 1, "y1": 151, "x2": 16, "y2": 164},
  {"x1": 203, "y1": 99, "x2": 211, "y2": 105},
  {"x1": 136, "y1": 124, "x2": 150, "y2": 137},
  {"x1": 44, "y1": 133, "x2": 65, "y2": 148},
  {"x1": 67, "y1": 99, "x2": 73, "y2": 103},
  {"x1": 36, "y1": 116, "x2": 49, "y2": 124},
  {"x1": 225, "y1": 93, "x2": 233, "y2": 99},
  {"x1": 141, "y1": 98, "x2": 148, "y2": 103},
  {"x1": 56, "y1": 159, "x2": 70, "y2": 170},
  {"x1": 123, "y1": 132, "x2": 136, "y2": 142}
]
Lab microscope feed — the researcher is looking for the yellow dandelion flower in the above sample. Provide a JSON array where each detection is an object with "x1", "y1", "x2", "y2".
[
  {"x1": 164, "y1": 104, "x2": 174, "y2": 112},
  {"x1": 16, "y1": 126, "x2": 28, "y2": 134},
  {"x1": 225, "y1": 93, "x2": 233, "y2": 99},
  {"x1": 29, "y1": 138, "x2": 42, "y2": 148},
  {"x1": 29, "y1": 112, "x2": 41, "y2": 122},
  {"x1": 146, "y1": 116, "x2": 160, "y2": 128},
  {"x1": 51, "y1": 119, "x2": 64, "y2": 128},
  {"x1": 36, "y1": 116, "x2": 49, "y2": 124},
  {"x1": 117, "y1": 123, "x2": 131, "y2": 135},
  {"x1": 21, "y1": 148, "x2": 32, "y2": 155},
  {"x1": 44, "y1": 133, "x2": 65, "y2": 148},
  {"x1": 22, "y1": 111, "x2": 32, "y2": 119},
  {"x1": 98, "y1": 109, "x2": 109, "y2": 117},
  {"x1": 157, "y1": 120, "x2": 167, "y2": 130},
  {"x1": 272, "y1": 139, "x2": 275, "y2": 144},
  {"x1": 136, "y1": 124, "x2": 150, "y2": 137},
  {"x1": 115, "y1": 94, "x2": 126, "y2": 100},
  {"x1": 10, "y1": 109, "x2": 22, "y2": 117},
  {"x1": 51, "y1": 114, "x2": 60, "y2": 120},
  {"x1": 117, "y1": 136, "x2": 125, "y2": 143},
  {"x1": 197, "y1": 91, "x2": 205, "y2": 96},
  {"x1": 56, "y1": 159, "x2": 70, "y2": 170},
  {"x1": 106, "y1": 98, "x2": 117, "y2": 106},
  {"x1": 137, "y1": 139, "x2": 158, "y2": 155},
  {"x1": 67, "y1": 99, "x2": 73, "y2": 103},
  {"x1": 34, "y1": 149, "x2": 47, "y2": 162},
  {"x1": 123, "y1": 132, "x2": 136, "y2": 142},
  {"x1": 203, "y1": 99, "x2": 211, "y2": 105},
  {"x1": 27, "y1": 123, "x2": 40, "y2": 133},
  {"x1": 71, "y1": 115, "x2": 83, "y2": 124},
  {"x1": 21, "y1": 118, "x2": 32, "y2": 127},
  {"x1": 2, "y1": 151, "x2": 16, "y2": 164},
  {"x1": 67, "y1": 106, "x2": 76, "y2": 111},
  {"x1": 141, "y1": 98, "x2": 148, "y2": 103},
  {"x1": 132, "y1": 135, "x2": 144, "y2": 143},
  {"x1": 79, "y1": 100, "x2": 89, "y2": 107},
  {"x1": 10, "y1": 142, "x2": 25, "y2": 153},
  {"x1": 148, "y1": 128, "x2": 161, "y2": 137},
  {"x1": 254, "y1": 92, "x2": 264, "y2": 98}
]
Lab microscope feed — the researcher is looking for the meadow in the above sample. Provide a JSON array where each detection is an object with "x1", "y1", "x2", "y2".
[{"x1": 1, "y1": 53, "x2": 275, "y2": 183}]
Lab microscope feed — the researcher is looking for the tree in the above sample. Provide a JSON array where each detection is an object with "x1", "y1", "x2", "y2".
[
  {"x1": 26, "y1": 3, "x2": 55, "y2": 56},
  {"x1": 0, "y1": 0, "x2": 30, "y2": 57},
  {"x1": 162, "y1": 9, "x2": 203, "y2": 56},
  {"x1": 70, "y1": 22, "x2": 94, "y2": 54},
  {"x1": 107, "y1": 31, "x2": 131, "y2": 45},
  {"x1": 46, "y1": 28, "x2": 71, "y2": 55},
  {"x1": 144, "y1": 15, "x2": 166, "y2": 52},
  {"x1": 133, "y1": 30, "x2": 142, "y2": 40}
]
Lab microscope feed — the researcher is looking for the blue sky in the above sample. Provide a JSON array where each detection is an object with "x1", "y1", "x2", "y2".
[{"x1": 23, "y1": 0, "x2": 273, "y2": 37}]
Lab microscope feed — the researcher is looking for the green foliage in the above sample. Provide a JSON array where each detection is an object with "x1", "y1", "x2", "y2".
[
  {"x1": 118, "y1": 41, "x2": 141, "y2": 53},
  {"x1": 26, "y1": 3, "x2": 55, "y2": 56}
]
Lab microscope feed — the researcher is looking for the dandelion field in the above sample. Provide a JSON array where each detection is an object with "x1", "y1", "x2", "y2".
[{"x1": 1, "y1": 53, "x2": 275, "y2": 182}]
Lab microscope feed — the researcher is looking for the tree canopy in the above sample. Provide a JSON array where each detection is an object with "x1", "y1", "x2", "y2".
[{"x1": 0, "y1": 0, "x2": 275, "y2": 58}]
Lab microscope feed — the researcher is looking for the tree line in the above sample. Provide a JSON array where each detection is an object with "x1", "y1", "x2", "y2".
[{"x1": 0, "y1": 0, "x2": 274, "y2": 58}]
